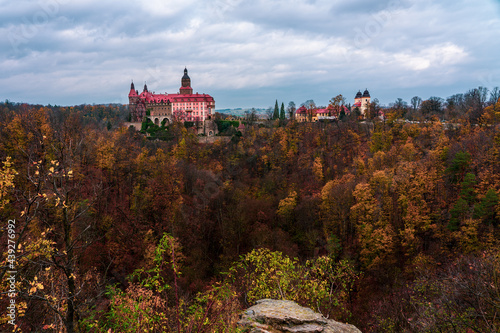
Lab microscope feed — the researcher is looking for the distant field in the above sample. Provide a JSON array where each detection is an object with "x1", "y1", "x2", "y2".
[{"x1": 216, "y1": 108, "x2": 268, "y2": 116}]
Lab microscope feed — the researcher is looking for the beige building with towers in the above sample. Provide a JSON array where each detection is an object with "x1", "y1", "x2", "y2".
[{"x1": 353, "y1": 89, "x2": 371, "y2": 116}]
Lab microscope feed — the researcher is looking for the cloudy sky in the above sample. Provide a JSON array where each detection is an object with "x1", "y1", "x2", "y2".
[{"x1": 1, "y1": 0, "x2": 500, "y2": 109}]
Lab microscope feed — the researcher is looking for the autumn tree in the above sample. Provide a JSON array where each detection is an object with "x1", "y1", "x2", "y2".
[
  {"x1": 227, "y1": 248, "x2": 359, "y2": 320},
  {"x1": 420, "y1": 97, "x2": 444, "y2": 119},
  {"x1": 0, "y1": 157, "x2": 16, "y2": 211},
  {"x1": 366, "y1": 98, "x2": 381, "y2": 120},
  {"x1": 321, "y1": 174, "x2": 357, "y2": 254},
  {"x1": 464, "y1": 86, "x2": 488, "y2": 123},
  {"x1": 411, "y1": 96, "x2": 422, "y2": 112},
  {"x1": 351, "y1": 171, "x2": 397, "y2": 276},
  {"x1": 244, "y1": 108, "x2": 258, "y2": 126},
  {"x1": 445, "y1": 93, "x2": 466, "y2": 120},
  {"x1": 490, "y1": 87, "x2": 500, "y2": 104},
  {"x1": 406, "y1": 254, "x2": 500, "y2": 332},
  {"x1": 387, "y1": 98, "x2": 408, "y2": 119},
  {"x1": 328, "y1": 94, "x2": 346, "y2": 117},
  {"x1": 350, "y1": 106, "x2": 362, "y2": 121},
  {"x1": 394, "y1": 148, "x2": 443, "y2": 259},
  {"x1": 481, "y1": 97, "x2": 500, "y2": 125},
  {"x1": 405, "y1": 96, "x2": 422, "y2": 120},
  {"x1": 370, "y1": 123, "x2": 393, "y2": 153}
]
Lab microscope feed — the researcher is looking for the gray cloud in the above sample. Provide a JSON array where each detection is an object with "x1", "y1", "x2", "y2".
[{"x1": 0, "y1": 0, "x2": 499, "y2": 108}]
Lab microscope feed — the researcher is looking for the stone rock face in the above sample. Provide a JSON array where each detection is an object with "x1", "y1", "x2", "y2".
[{"x1": 237, "y1": 299, "x2": 361, "y2": 333}]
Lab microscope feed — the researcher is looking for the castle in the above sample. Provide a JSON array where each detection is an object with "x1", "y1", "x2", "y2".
[
  {"x1": 353, "y1": 89, "x2": 371, "y2": 115},
  {"x1": 128, "y1": 68, "x2": 215, "y2": 125}
]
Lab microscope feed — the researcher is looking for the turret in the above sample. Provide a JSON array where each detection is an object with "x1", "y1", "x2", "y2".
[
  {"x1": 128, "y1": 81, "x2": 140, "y2": 121},
  {"x1": 180, "y1": 68, "x2": 193, "y2": 94},
  {"x1": 128, "y1": 81, "x2": 138, "y2": 97},
  {"x1": 182, "y1": 67, "x2": 191, "y2": 87}
]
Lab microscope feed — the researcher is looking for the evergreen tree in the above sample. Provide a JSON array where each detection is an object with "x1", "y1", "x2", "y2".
[
  {"x1": 273, "y1": 100, "x2": 279, "y2": 120},
  {"x1": 339, "y1": 109, "x2": 346, "y2": 121},
  {"x1": 474, "y1": 188, "x2": 499, "y2": 225},
  {"x1": 287, "y1": 101, "x2": 296, "y2": 119},
  {"x1": 280, "y1": 102, "x2": 285, "y2": 119}
]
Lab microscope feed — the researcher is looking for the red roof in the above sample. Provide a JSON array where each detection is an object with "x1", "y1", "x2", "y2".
[
  {"x1": 138, "y1": 91, "x2": 214, "y2": 104},
  {"x1": 296, "y1": 106, "x2": 307, "y2": 114},
  {"x1": 353, "y1": 102, "x2": 362, "y2": 107}
]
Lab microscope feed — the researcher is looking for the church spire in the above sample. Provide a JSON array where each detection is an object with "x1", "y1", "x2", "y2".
[
  {"x1": 182, "y1": 68, "x2": 191, "y2": 87},
  {"x1": 180, "y1": 68, "x2": 193, "y2": 94},
  {"x1": 128, "y1": 80, "x2": 138, "y2": 97}
]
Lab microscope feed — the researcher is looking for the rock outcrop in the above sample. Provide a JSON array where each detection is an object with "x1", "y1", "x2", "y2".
[{"x1": 238, "y1": 299, "x2": 361, "y2": 333}]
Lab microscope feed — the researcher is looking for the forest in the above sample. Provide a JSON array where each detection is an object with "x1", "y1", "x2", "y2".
[{"x1": 1, "y1": 87, "x2": 500, "y2": 333}]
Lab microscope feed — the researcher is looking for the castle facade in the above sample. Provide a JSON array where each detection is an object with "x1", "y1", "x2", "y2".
[{"x1": 128, "y1": 68, "x2": 215, "y2": 125}]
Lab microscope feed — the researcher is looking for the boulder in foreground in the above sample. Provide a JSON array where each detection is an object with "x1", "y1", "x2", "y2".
[{"x1": 238, "y1": 299, "x2": 361, "y2": 333}]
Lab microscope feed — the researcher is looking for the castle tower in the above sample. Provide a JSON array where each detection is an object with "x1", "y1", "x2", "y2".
[
  {"x1": 128, "y1": 81, "x2": 139, "y2": 121},
  {"x1": 180, "y1": 68, "x2": 193, "y2": 95},
  {"x1": 353, "y1": 89, "x2": 371, "y2": 117},
  {"x1": 354, "y1": 90, "x2": 362, "y2": 106},
  {"x1": 129, "y1": 81, "x2": 136, "y2": 95},
  {"x1": 361, "y1": 89, "x2": 371, "y2": 115}
]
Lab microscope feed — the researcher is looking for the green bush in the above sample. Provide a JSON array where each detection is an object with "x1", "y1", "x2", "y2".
[{"x1": 227, "y1": 248, "x2": 360, "y2": 320}]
